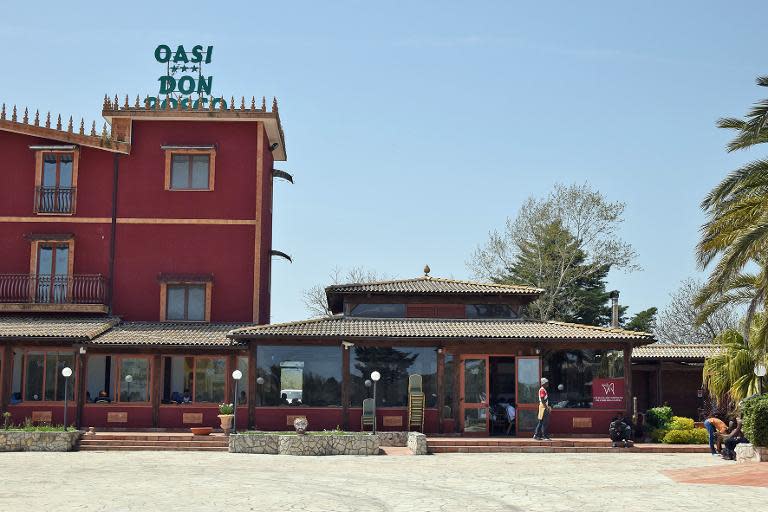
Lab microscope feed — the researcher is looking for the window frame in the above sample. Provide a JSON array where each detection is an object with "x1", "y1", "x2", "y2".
[
  {"x1": 28, "y1": 237, "x2": 75, "y2": 304},
  {"x1": 18, "y1": 348, "x2": 76, "y2": 404},
  {"x1": 164, "y1": 148, "x2": 216, "y2": 191},
  {"x1": 33, "y1": 149, "x2": 79, "y2": 215},
  {"x1": 114, "y1": 355, "x2": 152, "y2": 404},
  {"x1": 159, "y1": 281, "x2": 212, "y2": 323},
  {"x1": 160, "y1": 355, "x2": 228, "y2": 405}
]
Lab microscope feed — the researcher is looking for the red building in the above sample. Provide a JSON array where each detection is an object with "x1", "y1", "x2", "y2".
[{"x1": 0, "y1": 95, "x2": 287, "y2": 429}]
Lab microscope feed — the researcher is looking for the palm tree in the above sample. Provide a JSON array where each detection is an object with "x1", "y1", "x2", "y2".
[{"x1": 703, "y1": 324, "x2": 764, "y2": 404}]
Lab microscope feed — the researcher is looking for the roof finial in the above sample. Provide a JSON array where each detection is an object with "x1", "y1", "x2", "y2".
[
  {"x1": 424, "y1": 264, "x2": 431, "y2": 276},
  {"x1": 45, "y1": 112, "x2": 51, "y2": 128},
  {"x1": 240, "y1": 96, "x2": 245, "y2": 110},
  {"x1": 114, "y1": 94, "x2": 119, "y2": 108},
  {"x1": 262, "y1": 96, "x2": 266, "y2": 111},
  {"x1": 11, "y1": 105, "x2": 17, "y2": 122},
  {"x1": 230, "y1": 96, "x2": 235, "y2": 111},
  {"x1": 67, "y1": 116, "x2": 73, "y2": 133},
  {"x1": 91, "y1": 120, "x2": 96, "y2": 136},
  {"x1": 135, "y1": 95, "x2": 140, "y2": 108},
  {"x1": 79, "y1": 118, "x2": 85, "y2": 135},
  {"x1": 34, "y1": 110, "x2": 39, "y2": 126},
  {"x1": 0, "y1": 103, "x2": 5, "y2": 120},
  {"x1": 272, "y1": 96, "x2": 278, "y2": 113},
  {"x1": 22, "y1": 107, "x2": 28, "y2": 124},
  {"x1": 56, "y1": 114, "x2": 62, "y2": 130},
  {"x1": 251, "y1": 96, "x2": 256, "y2": 110}
]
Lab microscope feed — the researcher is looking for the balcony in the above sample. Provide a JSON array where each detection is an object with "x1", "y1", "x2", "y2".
[
  {"x1": 34, "y1": 186, "x2": 76, "y2": 214},
  {"x1": 0, "y1": 274, "x2": 108, "y2": 313}
]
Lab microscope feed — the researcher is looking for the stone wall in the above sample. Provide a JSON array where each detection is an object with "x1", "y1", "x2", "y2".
[
  {"x1": 407, "y1": 432, "x2": 428, "y2": 455},
  {"x1": 735, "y1": 443, "x2": 768, "y2": 463},
  {"x1": 0, "y1": 431, "x2": 82, "y2": 452},
  {"x1": 376, "y1": 432, "x2": 409, "y2": 447},
  {"x1": 230, "y1": 433, "x2": 378, "y2": 456}
]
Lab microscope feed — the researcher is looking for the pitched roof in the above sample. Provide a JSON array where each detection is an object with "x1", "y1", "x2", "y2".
[
  {"x1": 229, "y1": 315, "x2": 653, "y2": 344},
  {"x1": 632, "y1": 343, "x2": 718, "y2": 361},
  {"x1": 326, "y1": 276, "x2": 544, "y2": 296},
  {"x1": 88, "y1": 322, "x2": 248, "y2": 348},
  {"x1": 0, "y1": 315, "x2": 119, "y2": 340}
]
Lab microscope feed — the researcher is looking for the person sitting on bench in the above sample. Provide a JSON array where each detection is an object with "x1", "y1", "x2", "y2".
[{"x1": 609, "y1": 414, "x2": 633, "y2": 448}]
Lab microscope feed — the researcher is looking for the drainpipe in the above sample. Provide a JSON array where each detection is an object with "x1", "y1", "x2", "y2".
[
  {"x1": 610, "y1": 290, "x2": 620, "y2": 329},
  {"x1": 107, "y1": 154, "x2": 120, "y2": 314}
]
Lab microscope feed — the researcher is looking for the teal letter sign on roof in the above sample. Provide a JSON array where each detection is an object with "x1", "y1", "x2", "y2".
[{"x1": 148, "y1": 45, "x2": 219, "y2": 110}]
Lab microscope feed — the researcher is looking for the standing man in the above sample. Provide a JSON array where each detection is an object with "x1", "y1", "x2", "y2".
[
  {"x1": 534, "y1": 377, "x2": 552, "y2": 441},
  {"x1": 703, "y1": 416, "x2": 727, "y2": 455}
]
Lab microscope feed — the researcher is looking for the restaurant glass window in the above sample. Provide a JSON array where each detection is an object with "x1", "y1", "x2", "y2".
[
  {"x1": 443, "y1": 353, "x2": 455, "y2": 419},
  {"x1": 256, "y1": 346, "x2": 342, "y2": 407},
  {"x1": 161, "y1": 356, "x2": 225, "y2": 404},
  {"x1": 348, "y1": 304, "x2": 406, "y2": 318},
  {"x1": 194, "y1": 358, "x2": 226, "y2": 403},
  {"x1": 86, "y1": 355, "x2": 112, "y2": 402},
  {"x1": 235, "y1": 356, "x2": 248, "y2": 405},
  {"x1": 118, "y1": 358, "x2": 150, "y2": 402},
  {"x1": 542, "y1": 350, "x2": 624, "y2": 409},
  {"x1": 351, "y1": 346, "x2": 437, "y2": 408},
  {"x1": 23, "y1": 351, "x2": 73, "y2": 402},
  {"x1": 11, "y1": 351, "x2": 22, "y2": 403}
]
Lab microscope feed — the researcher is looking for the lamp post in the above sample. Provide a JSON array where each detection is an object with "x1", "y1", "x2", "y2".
[
  {"x1": 370, "y1": 371, "x2": 381, "y2": 434},
  {"x1": 755, "y1": 364, "x2": 767, "y2": 395},
  {"x1": 125, "y1": 374, "x2": 133, "y2": 402},
  {"x1": 232, "y1": 369, "x2": 243, "y2": 434},
  {"x1": 61, "y1": 367, "x2": 73, "y2": 431}
]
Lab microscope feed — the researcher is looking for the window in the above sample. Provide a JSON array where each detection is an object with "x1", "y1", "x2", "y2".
[
  {"x1": 235, "y1": 356, "x2": 248, "y2": 405},
  {"x1": 465, "y1": 304, "x2": 519, "y2": 319},
  {"x1": 164, "y1": 148, "x2": 216, "y2": 191},
  {"x1": 443, "y1": 353, "x2": 455, "y2": 419},
  {"x1": 33, "y1": 241, "x2": 72, "y2": 303},
  {"x1": 34, "y1": 150, "x2": 78, "y2": 214},
  {"x1": 256, "y1": 346, "x2": 342, "y2": 407},
  {"x1": 348, "y1": 304, "x2": 406, "y2": 318},
  {"x1": 22, "y1": 351, "x2": 74, "y2": 402},
  {"x1": 542, "y1": 350, "x2": 625, "y2": 409},
  {"x1": 161, "y1": 356, "x2": 226, "y2": 404},
  {"x1": 350, "y1": 346, "x2": 437, "y2": 407},
  {"x1": 160, "y1": 281, "x2": 211, "y2": 322},
  {"x1": 85, "y1": 356, "x2": 150, "y2": 403}
]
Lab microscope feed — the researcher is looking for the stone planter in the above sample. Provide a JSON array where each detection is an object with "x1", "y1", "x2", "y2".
[
  {"x1": 218, "y1": 414, "x2": 234, "y2": 434},
  {"x1": 0, "y1": 430, "x2": 83, "y2": 452},
  {"x1": 230, "y1": 433, "x2": 378, "y2": 455},
  {"x1": 735, "y1": 443, "x2": 768, "y2": 463}
]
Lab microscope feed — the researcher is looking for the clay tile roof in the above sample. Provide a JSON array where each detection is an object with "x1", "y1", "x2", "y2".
[
  {"x1": 88, "y1": 322, "x2": 248, "y2": 347},
  {"x1": 326, "y1": 276, "x2": 544, "y2": 296},
  {"x1": 631, "y1": 343, "x2": 719, "y2": 361},
  {"x1": 0, "y1": 315, "x2": 119, "y2": 339},
  {"x1": 229, "y1": 316, "x2": 654, "y2": 344}
]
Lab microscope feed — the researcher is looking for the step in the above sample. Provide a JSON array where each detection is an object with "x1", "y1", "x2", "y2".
[
  {"x1": 79, "y1": 440, "x2": 228, "y2": 448},
  {"x1": 426, "y1": 440, "x2": 612, "y2": 448},
  {"x1": 429, "y1": 445, "x2": 710, "y2": 454},
  {"x1": 82, "y1": 434, "x2": 226, "y2": 441},
  {"x1": 79, "y1": 445, "x2": 228, "y2": 452}
]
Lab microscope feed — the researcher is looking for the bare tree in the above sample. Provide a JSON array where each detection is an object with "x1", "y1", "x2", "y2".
[
  {"x1": 468, "y1": 183, "x2": 639, "y2": 321},
  {"x1": 302, "y1": 266, "x2": 389, "y2": 317},
  {"x1": 655, "y1": 278, "x2": 738, "y2": 344}
]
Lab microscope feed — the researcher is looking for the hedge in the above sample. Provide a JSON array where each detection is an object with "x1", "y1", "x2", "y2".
[
  {"x1": 646, "y1": 406, "x2": 673, "y2": 429},
  {"x1": 742, "y1": 394, "x2": 768, "y2": 447},
  {"x1": 662, "y1": 428, "x2": 708, "y2": 444},
  {"x1": 667, "y1": 416, "x2": 695, "y2": 431},
  {"x1": 650, "y1": 428, "x2": 669, "y2": 443}
]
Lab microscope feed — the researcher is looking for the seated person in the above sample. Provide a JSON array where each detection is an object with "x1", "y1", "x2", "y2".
[
  {"x1": 10, "y1": 392, "x2": 22, "y2": 404},
  {"x1": 94, "y1": 390, "x2": 111, "y2": 403},
  {"x1": 238, "y1": 390, "x2": 247, "y2": 405},
  {"x1": 86, "y1": 391, "x2": 92, "y2": 403},
  {"x1": 181, "y1": 389, "x2": 192, "y2": 404},
  {"x1": 721, "y1": 417, "x2": 748, "y2": 460},
  {"x1": 609, "y1": 414, "x2": 633, "y2": 447},
  {"x1": 280, "y1": 393, "x2": 290, "y2": 406},
  {"x1": 170, "y1": 391, "x2": 182, "y2": 404}
]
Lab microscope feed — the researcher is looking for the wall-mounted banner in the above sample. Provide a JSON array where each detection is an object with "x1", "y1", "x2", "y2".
[
  {"x1": 591, "y1": 378, "x2": 625, "y2": 409},
  {"x1": 147, "y1": 44, "x2": 226, "y2": 109}
]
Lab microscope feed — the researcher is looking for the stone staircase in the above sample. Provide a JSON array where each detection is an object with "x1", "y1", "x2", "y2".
[
  {"x1": 426, "y1": 437, "x2": 710, "y2": 454},
  {"x1": 78, "y1": 432, "x2": 229, "y2": 452}
]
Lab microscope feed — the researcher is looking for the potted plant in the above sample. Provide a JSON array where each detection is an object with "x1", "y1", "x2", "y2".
[{"x1": 218, "y1": 403, "x2": 235, "y2": 434}]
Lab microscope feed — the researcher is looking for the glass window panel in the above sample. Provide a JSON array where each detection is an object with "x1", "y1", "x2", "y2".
[
  {"x1": 44, "y1": 353, "x2": 74, "y2": 401},
  {"x1": 443, "y1": 354, "x2": 455, "y2": 419},
  {"x1": 517, "y1": 408, "x2": 539, "y2": 432},
  {"x1": 463, "y1": 408, "x2": 487, "y2": 433},
  {"x1": 42, "y1": 154, "x2": 57, "y2": 187},
  {"x1": 463, "y1": 359, "x2": 486, "y2": 404},
  {"x1": 58, "y1": 154, "x2": 73, "y2": 187},
  {"x1": 37, "y1": 246, "x2": 53, "y2": 275},
  {"x1": 166, "y1": 286, "x2": 186, "y2": 320},
  {"x1": 11, "y1": 351, "x2": 23, "y2": 402},
  {"x1": 350, "y1": 347, "x2": 437, "y2": 407},
  {"x1": 25, "y1": 353, "x2": 45, "y2": 401},
  {"x1": 161, "y1": 356, "x2": 193, "y2": 403},
  {"x1": 542, "y1": 350, "x2": 625, "y2": 409},
  {"x1": 171, "y1": 154, "x2": 190, "y2": 189},
  {"x1": 86, "y1": 355, "x2": 110, "y2": 403},
  {"x1": 195, "y1": 358, "x2": 225, "y2": 403},
  {"x1": 257, "y1": 346, "x2": 342, "y2": 407},
  {"x1": 516, "y1": 358, "x2": 539, "y2": 405},
  {"x1": 465, "y1": 304, "x2": 518, "y2": 319},
  {"x1": 119, "y1": 358, "x2": 149, "y2": 402},
  {"x1": 236, "y1": 357, "x2": 248, "y2": 405},
  {"x1": 190, "y1": 155, "x2": 210, "y2": 189},
  {"x1": 187, "y1": 285, "x2": 205, "y2": 321},
  {"x1": 349, "y1": 304, "x2": 406, "y2": 318}
]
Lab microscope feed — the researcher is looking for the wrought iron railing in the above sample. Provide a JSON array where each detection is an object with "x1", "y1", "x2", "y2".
[
  {"x1": 34, "y1": 187, "x2": 76, "y2": 214},
  {"x1": 0, "y1": 274, "x2": 107, "y2": 304}
]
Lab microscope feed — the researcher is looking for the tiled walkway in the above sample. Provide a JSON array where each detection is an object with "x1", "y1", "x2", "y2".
[{"x1": 664, "y1": 462, "x2": 768, "y2": 487}]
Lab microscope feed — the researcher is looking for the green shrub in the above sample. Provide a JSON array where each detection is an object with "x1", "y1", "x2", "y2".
[
  {"x1": 650, "y1": 428, "x2": 669, "y2": 443},
  {"x1": 662, "y1": 428, "x2": 708, "y2": 444},
  {"x1": 218, "y1": 403, "x2": 234, "y2": 415},
  {"x1": 647, "y1": 406, "x2": 673, "y2": 429},
  {"x1": 742, "y1": 394, "x2": 768, "y2": 447},
  {"x1": 667, "y1": 416, "x2": 695, "y2": 431}
]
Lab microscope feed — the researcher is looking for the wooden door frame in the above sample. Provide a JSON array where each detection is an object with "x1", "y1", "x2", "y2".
[{"x1": 458, "y1": 354, "x2": 490, "y2": 436}]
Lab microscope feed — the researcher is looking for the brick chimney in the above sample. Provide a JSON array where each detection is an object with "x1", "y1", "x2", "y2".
[{"x1": 610, "y1": 290, "x2": 620, "y2": 328}]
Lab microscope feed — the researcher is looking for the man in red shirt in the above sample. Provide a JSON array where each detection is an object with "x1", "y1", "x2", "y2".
[{"x1": 534, "y1": 377, "x2": 552, "y2": 441}]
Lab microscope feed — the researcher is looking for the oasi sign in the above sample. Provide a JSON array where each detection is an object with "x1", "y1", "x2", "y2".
[{"x1": 148, "y1": 44, "x2": 226, "y2": 109}]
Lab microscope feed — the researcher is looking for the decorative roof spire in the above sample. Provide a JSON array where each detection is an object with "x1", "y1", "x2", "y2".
[
  {"x1": 34, "y1": 110, "x2": 39, "y2": 126},
  {"x1": 0, "y1": 103, "x2": 5, "y2": 120},
  {"x1": 67, "y1": 116, "x2": 73, "y2": 133},
  {"x1": 424, "y1": 264, "x2": 431, "y2": 276},
  {"x1": 79, "y1": 118, "x2": 85, "y2": 135},
  {"x1": 103, "y1": 94, "x2": 109, "y2": 109},
  {"x1": 91, "y1": 120, "x2": 96, "y2": 136},
  {"x1": 272, "y1": 97, "x2": 278, "y2": 113},
  {"x1": 114, "y1": 94, "x2": 119, "y2": 108},
  {"x1": 45, "y1": 112, "x2": 51, "y2": 128},
  {"x1": 251, "y1": 96, "x2": 256, "y2": 110},
  {"x1": 230, "y1": 96, "x2": 235, "y2": 111},
  {"x1": 22, "y1": 107, "x2": 28, "y2": 124},
  {"x1": 135, "y1": 95, "x2": 140, "y2": 108},
  {"x1": 56, "y1": 114, "x2": 62, "y2": 130},
  {"x1": 240, "y1": 96, "x2": 245, "y2": 110},
  {"x1": 124, "y1": 95, "x2": 129, "y2": 109},
  {"x1": 262, "y1": 96, "x2": 266, "y2": 111},
  {"x1": 11, "y1": 105, "x2": 17, "y2": 122}
]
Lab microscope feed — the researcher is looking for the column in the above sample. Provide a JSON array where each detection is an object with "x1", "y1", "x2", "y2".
[
  {"x1": 75, "y1": 348, "x2": 87, "y2": 429},
  {"x1": 341, "y1": 346, "x2": 350, "y2": 430},
  {"x1": 623, "y1": 343, "x2": 633, "y2": 419},
  {"x1": 436, "y1": 348, "x2": 445, "y2": 433},
  {"x1": 248, "y1": 342, "x2": 257, "y2": 429},
  {"x1": 0, "y1": 344, "x2": 13, "y2": 413},
  {"x1": 151, "y1": 354, "x2": 161, "y2": 428}
]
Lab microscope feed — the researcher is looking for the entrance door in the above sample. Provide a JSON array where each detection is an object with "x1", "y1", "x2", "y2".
[
  {"x1": 459, "y1": 355, "x2": 489, "y2": 435},
  {"x1": 515, "y1": 356, "x2": 541, "y2": 435}
]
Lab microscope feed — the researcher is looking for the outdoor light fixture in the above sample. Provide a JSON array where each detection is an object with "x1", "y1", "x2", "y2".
[
  {"x1": 61, "y1": 367, "x2": 73, "y2": 431},
  {"x1": 232, "y1": 369, "x2": 243, "y2": 434},
  {"x1": 755, "y1": 364, "x2": 767, "y2": 377},
  {"x1": 341, "y1": 341, "x2": 354, "y2": 349},
  {"x1": 269, "y1": 142, "x2": 279, "y2": 151},
  {"x1": 370, "y1": 371, "x2": 381, "y2": 434},
  {"x1": 256, "y1": 377, "x2": 265, "y2": 385}
]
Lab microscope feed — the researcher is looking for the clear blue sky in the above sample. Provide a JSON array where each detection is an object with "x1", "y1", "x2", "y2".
[{"x1": 2, "y1": 1, "x2": 765, "y2": 322}]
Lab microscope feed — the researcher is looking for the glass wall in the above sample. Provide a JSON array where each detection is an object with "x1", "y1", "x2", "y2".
[
  {"x1": 542, "y1": 349, "x2": 624, "y2": 409},
  {"x1": 443, "y1": 353, "x2": 455, "y2": 419},
  {"x1": 194, "y1": 358, "x2": 226, "y2": 403},
  {"x1": 118, "y1": 358, "x2": 150, "y2": 402},
  {"x1": 348, "y1": 304, "x2": 406, "y2": 318},
  {"x1": 20, "y1": 351, "x2": 74, "y2": 402},
  {"x1": 235, "y1": 356, "x2": 248, "y2": 405},
  {"x1": 465, "y1": 304, "x2": 519, "y2": 319},
  {"x1": 351, "y1": 346, "x2": 437, "y2": 407},
  {"x1": 86, "y1": 356, "x2": 150, "y2": 403},
  {"x1": 256, "y1": 346, "x2": 342, "y2": 407},
  {"x1": 161, "y1": 356, "x2": 226, "y2": 404}
]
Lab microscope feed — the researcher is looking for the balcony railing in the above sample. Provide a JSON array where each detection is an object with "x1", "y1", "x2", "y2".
[
  {"x1": 0, "y1": 274, "x2": 107, "y2": 305},
  {"x1": 34, "y1": 187, "x2": 76, "y2": 214}
]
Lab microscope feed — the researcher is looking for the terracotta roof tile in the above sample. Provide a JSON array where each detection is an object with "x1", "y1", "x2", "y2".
[
  {"x1": 632, "y1": 343, "x2": 718, "y2": 360},
  {"x1": 229, "y1": 315, "x2": 653, "y2": 343},
  {"x1": 88, "y1": 322, "x2": 248, "y2": 347},
  {"x1": 326, "y1": 276, "x2": 543, "y2": 296},
  {"x1": 0, "y1": 315, "x2": 119, "y2": 339}
]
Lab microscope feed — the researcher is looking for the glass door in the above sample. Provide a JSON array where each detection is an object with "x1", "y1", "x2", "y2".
[
  {"x1": 459, "y1": 355, "x2": 489, "y2": 435},
  {"x1": 36, "y1": 243, "x2": 70, "y2": 303},
  {"x1": 515, "y1": 356, "x2": 541, "y2": 434}
]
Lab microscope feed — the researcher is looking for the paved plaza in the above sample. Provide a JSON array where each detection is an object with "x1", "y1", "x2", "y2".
[{"x1": 0, "y1": 452, "x2": 765, "y2": 511}]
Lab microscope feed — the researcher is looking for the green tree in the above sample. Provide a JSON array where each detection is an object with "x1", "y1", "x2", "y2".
[
  {"x1": 703, "y1": 322, "x2": 765, "y2": 405},
  {"x1": 624, "y1": 307, "x2": 657, "y2": 333}
]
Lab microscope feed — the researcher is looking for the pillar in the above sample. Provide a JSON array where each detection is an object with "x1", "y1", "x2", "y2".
[
  {"x1": 151, "y1": 354, "x2": 161, "y2": 428},
  {"x1": 75, "y1": 348, "x2": 87, "y2": 428},
  {"x1": 341, "y1": 345, "x2": 350, "y2": 430},
  {"x1": 436, "y1": 348, "x2": 445, "y2": 433},
  {"x1": 624, "y1": 343, "x2": 633, "y2": 419},
  {"x1": 248, "y1": 342, "x2": 257, "y2": 429},
  {"x1": 0, "y1": 344, "x2": 13, "y2": 413}
]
